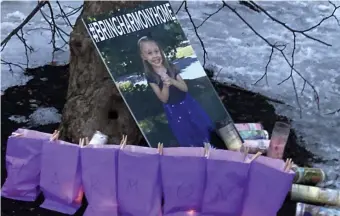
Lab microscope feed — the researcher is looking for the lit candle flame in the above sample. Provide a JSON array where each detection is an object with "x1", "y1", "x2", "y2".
[{"x1": 187, "y1": 210, "x2": 195, "y2": 215}]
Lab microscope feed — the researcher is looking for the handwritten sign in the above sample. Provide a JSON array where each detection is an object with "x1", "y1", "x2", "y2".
[
  {"x1": 6, "y1": 157, "x2": 26, "y2": 179},
  {"x1": 118, "y1": 150, "x2": 161, "y2": 215},
  {"x1": 202, "y1": 160, "x2": 249, "y2": 215},
  {"x1": 177, "y1": 182, "x2": 194, "y2": 199},
  {"x1": 80, "y1": 147, "x2": 119, "y2": 216},
  {"x1": 241, "y1": 161, "x2": 294, "y2": 216},
  {"x1": 127, "y1": 178, "x2": 139, "y2": 192},
  {"x1": 39, "y1": 142, "x2": 82, "y2": 215},
  {"x1": 1, "y1": 137, "x2": 43, "y2": 201},
  {"x1": 161, "y1": 156, "x2": 206, "y2": 213},
  {"x1": 81, "y1": 150, "x2": 118, "y2": 200}
]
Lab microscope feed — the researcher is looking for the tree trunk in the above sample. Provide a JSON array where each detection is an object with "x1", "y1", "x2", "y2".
[{"x1": 59, "y1": 1, "x2": 144, "y2": 145}]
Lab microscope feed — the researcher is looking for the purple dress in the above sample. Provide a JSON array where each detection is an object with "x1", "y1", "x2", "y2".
[{"x1": 147, "y1": 68, "x2": 214, "y2": 147}]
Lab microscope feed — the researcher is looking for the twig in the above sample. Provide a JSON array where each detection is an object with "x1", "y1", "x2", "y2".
[
  {"x1": 223, "y1": 1, "x2": 320, "y2": 112},
  {"x1": 197, "y1": 3, "x2": 226, "y2": 29},
  {"x1": 56, "y1": 1, "x2": 73, "y2": 27},
  {"x1": 328, "y1": 1, "x2": 340, "y2": 26},
  {"x1": 16, "y1": 28, "x2": 34, "y2": 68},
  {"x1": 1, "y1": 59, "x2": 25, "y2": 74},
  {"x1": 40, "y1": 1, "x2": 64, "y2": 62},
  {"x1": 253, "y1": 45, "x2": 274, "y2": 86},
  {"x1": 1, "y1": 1, "x2": 47, "y2": 48},
  {"x1": 239, "y1": 1, "x2": 261, "y2": 13},
  {"x1": 176, "y1": 0, "x2": 185, "y2": 15},
  {"x1": 183, "y1": 0, "x2": 208, "y2": 67},
  {"x1": 250, "y1": 0, "x2": 339, "y2": 46},
  {"x1": 325, "y1": 108, "x2": 340, "y2": 115}
]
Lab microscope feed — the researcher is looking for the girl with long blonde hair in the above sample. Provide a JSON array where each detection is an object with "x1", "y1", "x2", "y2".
[{"x1": 138, "y1": 36, "x2": 214, "y2": 147}]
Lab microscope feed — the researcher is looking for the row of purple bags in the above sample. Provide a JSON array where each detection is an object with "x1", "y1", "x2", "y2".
[{"x1": 2, "y1": 129, "x2": 295, "y2": 216}]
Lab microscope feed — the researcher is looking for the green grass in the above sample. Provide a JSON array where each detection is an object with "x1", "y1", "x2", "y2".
[{"x1": 176, "y1": 45, "x2": 195, "y2": 59}]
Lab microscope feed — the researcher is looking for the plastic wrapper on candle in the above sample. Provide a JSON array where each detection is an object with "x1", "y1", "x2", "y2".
[
  {"x1": 216, "y1": 123, "x2": 243, "y2": 151},
  {"x1": 267, "y1": 122, "x2": 290, "y2": 159},
  {"x1": 235, "y1": 123, "x2": 263, "y2": 131},
  {"x1": 88, "y1": 131, "x2": 108, "y2": 146},
  {"x1": 243, "y1": 140, "x2": 269, "y2": 154},
  {"x1": 238, "y1": 130, "x2": 269, "y2": 140},
  {"x1": 292, "y1": 167, "x2": 326, "y2": 185},
  {"x1": 295, "y1": 202, "x2": 340, "y2": 216},
  {"x1": 291, "y1": 184, "x2": 340, "y2": 207}
]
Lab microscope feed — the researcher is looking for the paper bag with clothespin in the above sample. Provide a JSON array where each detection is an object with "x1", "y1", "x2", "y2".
[
  {"x1": 201, "y1": 148, "x2": 251, "y2": 216},
  {"x1": 240, "y1": 156, "x2": 295, "y2": 216},
  {"x1": 1, "y1": 128, "x2": 53, "y2": 201},
  {"x1": 39, "y1": 135, "x2": 83, "y2": 215},
  {"x1": 117, "y1": 139, "x2": 162, "y2": 216},
  {"x1": 161, "y1": 146, "x2": 206, "y2": 215},
  {"x1": 80, "y1": 139, "x2": 119, "y2": 216}
]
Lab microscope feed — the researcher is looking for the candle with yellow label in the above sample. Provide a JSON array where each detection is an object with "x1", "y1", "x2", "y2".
[
  {"x1": 291, "y1": 184, "x2": 340, "y2": 207},
  {"x1": 216, "y1": 120, "x2": 243, "y2": 151},
  {"x1": 292, "y1": 167, "x2": 326, "y2": 185}
]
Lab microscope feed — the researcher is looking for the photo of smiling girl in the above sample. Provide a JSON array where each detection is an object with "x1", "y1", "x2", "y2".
[{"x1": 137, "y1": 36, "x2": 215, "y2": 147}]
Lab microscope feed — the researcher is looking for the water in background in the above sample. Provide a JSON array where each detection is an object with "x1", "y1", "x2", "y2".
[{"x1": 1, "y1": 1, "x2": 339, "y2": 188}]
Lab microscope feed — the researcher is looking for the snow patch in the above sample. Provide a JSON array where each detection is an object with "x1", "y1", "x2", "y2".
[
  {"x1": 8, "y1": 115, "x2": 29, "y2": 123},
  {"x1": 5, "y1": 11, "x2": 26, "y2": 20},
  {"x1": 28, "y1": 107, "x2": 62, "y2": 126}
]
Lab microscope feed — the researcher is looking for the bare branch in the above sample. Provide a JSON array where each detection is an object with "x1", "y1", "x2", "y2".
[
  {"x1": 325, "y1": 108, "x2": 340, "y2": 115},
  {"x1": 254, "y1": 45, "x2": 274, "y2": 86},
  {"x1": 175, "y1": 1, "x2": 185, "y2": 15},
  {"x1": 328, "y1": 1, "x2": 340, "y2": 26},
  {"x1": 239, "y1": 1, "x2": 261, "y2": 13},
  {"x1": 183, "y1": 0, "x2": 208, "y2": 67},
  {"x1": 56, "y1": 1, "x2": 73, "y2": 28},
  {"x1": 1, "y1": 1, "x2": 47, "y2": 48},
  {"x1": 197, "y1": 3, "x2": 226, "y2": 29},
  {"x1": 16, "y1": 28, "x2": 34, "y2": 68},
  {"x1": 39, "y1": 1, "x2": 70, "y2": 62},
  {"x1": 1, "y1": 59, "x2": 25, "y2": 74},
  {"x1": 250, "y1": 1, "x2": 340, "y2": 46},
  {"x1": 223, "y1": 1, "x2": 321, "y2": 112}
]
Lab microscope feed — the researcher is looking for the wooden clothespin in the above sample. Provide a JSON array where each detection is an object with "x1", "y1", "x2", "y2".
[
  {"x1": 204, "y1": 142, "x2": 211, "y2": 159},
  {"x1": 284, "y1": 158, "x2": 293, "y2": 172},
  {"x1": 158, "y1": 142, "x2": 163, "y2": 155},
  {"x1": 243, "y1": 146, "x2": 262, "y2": 163},
  {"x1": 119, "y1": 134, "x2": 127, "y2": 149},
  {"x1": 79, "y1": 138, "x2": 84, "y2": 147},
  {"x1": 49, "y1": 130, "x2": 60, "y2": 141},
  {"x1": 242, "y1": 146, "x2": 249, "y2": 162}
]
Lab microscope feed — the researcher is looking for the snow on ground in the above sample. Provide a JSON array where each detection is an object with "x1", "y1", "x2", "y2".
[
  {"x1": 171, "y1": 1, "x2": 340, "y2": 187},
  {"x1": 1, "y1": 1, "x2": 340, "y2": 187},
  {"x1": 28, "y1": 107, "x2": 62, "y2": 126},
  {"x1": 1, "y1": 1, "x2": 82, "y2": 91}
]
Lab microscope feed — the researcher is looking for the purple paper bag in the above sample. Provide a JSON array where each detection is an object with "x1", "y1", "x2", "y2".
[
  {"x1": 117, "y1": 145, "x2": 162, "y2": 216},
  {"x1": 1, "y1": 129, "x2": 52, "y2": 201},
  {"x1": 81, "y1": 144, "x2": 119, "y2": 216},
  {"x1": 241, "y1": 156, "x2": 295, "y2": 216},
  {"x1": 39, "y1": 140, "x2": 83, "y2": 215},
  {"x1": 201, "y1": 149, "x2": 250, "y2": 216},
  {"x1": 161, "y1": 147, "x2": 206, "y2": 216}
]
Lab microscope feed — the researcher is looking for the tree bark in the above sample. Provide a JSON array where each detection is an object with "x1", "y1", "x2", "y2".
[{"x1": 59, "y1": 1, "x2": 144, "y2": 145}]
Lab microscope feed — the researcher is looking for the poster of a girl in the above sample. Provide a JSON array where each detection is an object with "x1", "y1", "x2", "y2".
[{"x1": 137, "y1": 36, "x2": 215, "y2": 147}]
